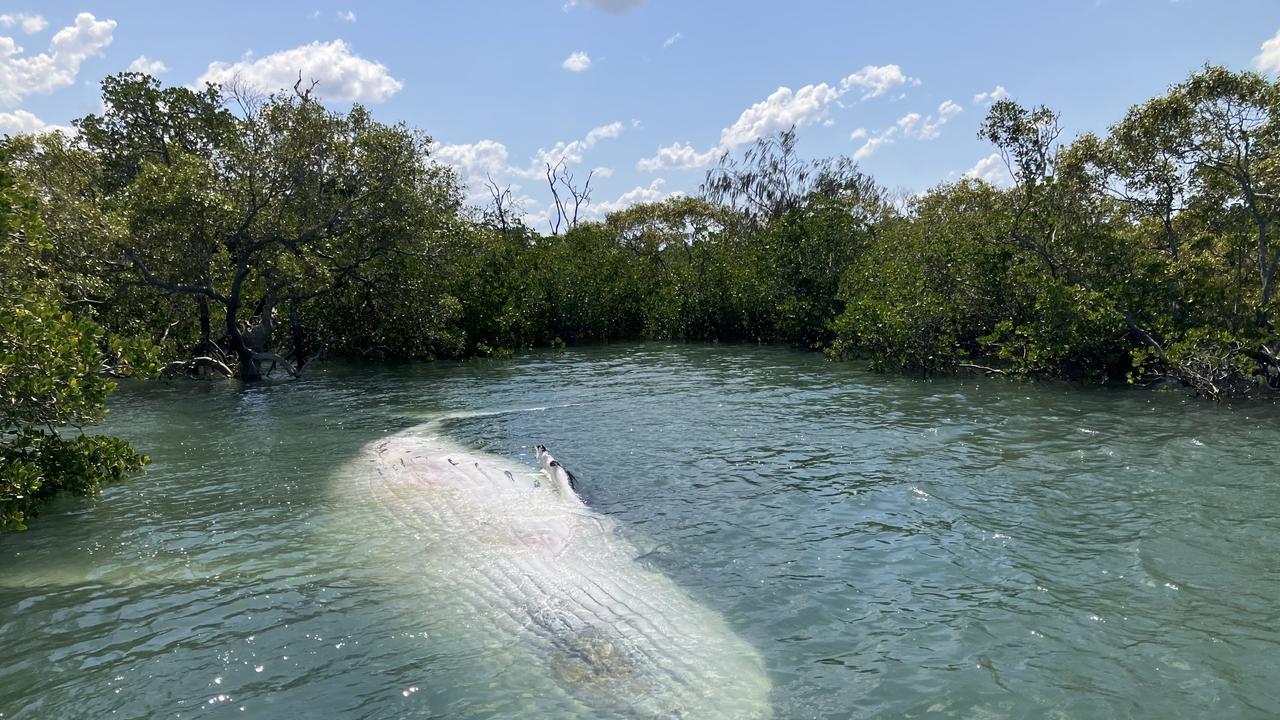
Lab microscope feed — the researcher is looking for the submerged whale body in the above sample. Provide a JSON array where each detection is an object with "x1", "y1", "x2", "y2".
[{"x1": 349, "y1": 427, "x2": 771, "y2": 718}]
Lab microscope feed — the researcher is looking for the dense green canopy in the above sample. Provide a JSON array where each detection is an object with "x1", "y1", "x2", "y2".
[
  {"x1": 0, "y1": 154, "x2": 146, "y2": 530},
  {"x1": 4, "y1": 65, "x2": 1280, "y2": 527}
]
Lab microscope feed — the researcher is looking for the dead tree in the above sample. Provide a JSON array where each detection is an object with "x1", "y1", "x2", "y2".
[
  {"x1": 545, "y1": 160, "x2": 594, "y2": 235},
  {"x1": 484, "y1": 172, "x2": 521, "y2": 233}
]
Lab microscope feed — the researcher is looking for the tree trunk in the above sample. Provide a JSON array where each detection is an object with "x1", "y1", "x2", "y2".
[
  {"x1": 226, "y1": 312, "x2": 260, "y2": 380},
  {"x1": 226, "y1": 267, "x2": 261, "y2": 381},
  {"x1": 289, "y1": 299, "x2": 309, "y2": 371},
  {"x1": 198, "y1": 296, "x2": 212, "y2": 343},
  {"x1": 1258, "y1": 223, "x2": 1274, "y2": 329}
]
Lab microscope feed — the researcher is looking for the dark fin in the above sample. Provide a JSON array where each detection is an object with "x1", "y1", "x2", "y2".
[
  {"x1": 448, "y1": 458, "x2": 457, "y2": 466},
  {"x1": 566, "y1": 469, "x2": 579, "y2": 493},
  {"x1": 504, "y1": 470, "x2": 514, "y2": 482}
]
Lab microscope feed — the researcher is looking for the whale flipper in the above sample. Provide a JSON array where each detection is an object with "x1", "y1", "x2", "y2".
[{"x1": 535, "y1": 446, "x2": 585, "y2": 505}]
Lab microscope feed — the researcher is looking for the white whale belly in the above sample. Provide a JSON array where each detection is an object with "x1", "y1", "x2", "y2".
[{"x1": 345, "y1": 428, "x2": 772, "y2": 719}]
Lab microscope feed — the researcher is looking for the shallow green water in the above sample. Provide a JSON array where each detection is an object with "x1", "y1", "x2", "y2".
[{"x1": 2, "y1": 343, "x2": 1279, "y2": 719}]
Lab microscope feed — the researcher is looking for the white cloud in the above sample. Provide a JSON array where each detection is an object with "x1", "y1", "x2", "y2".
[
  {"x1": 839, "y1": 64, "x2": 919, "y2": 100},
  {"x1": 197, "y1": 40, "x2": 402, "y2": 102},
  {"x1": 853, "y1": 131, "x2": 896, "y2": 161},
  {"x1": 528, "y1": 121, "x2": 622, "y2": 171},
  {"x1": 853, "y1": 100, "x2": 962, "y2": 160},
  {"x1": 587, "y1": 177, "x2": 679, "y2": 217},
  {"x1": 435, "y1": 121, "x2": 625, "y2": 192},
  {"x1": 0, "y1": 108, "x2": 72, "y2": 136},
  {"x1": 433, "y1": 139, "x2": 512, "y2": 184},
  {"x1": 1256, "y1": 29, "x2": 1280, "y2": 73},
  {"x1": 587, "y1": 122, "x2": 625, "y2": 142},
  {"x1": 637, "y1": 141, "x2": 721, "y2": 171},
  {"x1": 128, "y1": 55, "x2": 168, "y2": 75},
  {"x1": 564, "y1": 0, "x2": 645, "y2": 13},
  {"x1": 663, "y1": 32, "x2": 683, "y2": 49},
  {"x1": 0, "y1": 108, "x2": 42, "y2": 133},
  {"x1": 435, "y1": 122, "x2": 628, "y2": 227},
  {"x1": 964, "y1": 152, "x2": 1013, "y2": 186},
  {"x1": 337, "y1": 10, "x2": 357, "y2": 22},
  {"x1": 0, "y1": 12, "x2": 116, "y2": 105},
  {"x1": 895, "y1": 112, "x2": 922, "y2": 136},
  {"x1": 973, "y1": 85, "x2": 1008, "y2": 104},
  {"x1": 720, "y1": 83, "x2": 840, "y2": 147},
  {"x1": 562, "y1": 51, "x2": 591, "y2": 72},
  {"x1": 912, "y1": 99, "x2": 962, "y2": 140},
  {"x1": 638, "y1": 64, "x2": 918, "y2": 172},
  {"x1": 524, "y1": 206, "x2": 552, "y2": 231},
  {"x1": 636, "y1": 79, "x2": 842, "y2": 171},
  {"x1": 0, "y1": 13, "x2": 47, "y2": 34}
]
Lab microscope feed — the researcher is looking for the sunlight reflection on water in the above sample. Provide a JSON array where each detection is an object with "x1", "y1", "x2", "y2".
[{"x1": 1, "y1": 343, "x2": 1278, "y2": 718}]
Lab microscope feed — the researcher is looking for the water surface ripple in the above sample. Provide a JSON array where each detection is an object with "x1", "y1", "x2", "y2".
[{"x1": 2, "y1": 344, "x2": 1278, "y2": 718}]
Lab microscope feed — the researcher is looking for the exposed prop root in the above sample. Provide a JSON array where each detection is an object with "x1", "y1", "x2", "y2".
[
  {"x1": 253, "y1": 351, "x2": 299, "y2": 378},
  {"x1": 958, "y1": 362, "x2": 1006, "y2": 376},
  {"x1": 160, "y1": 356, "x2": 235, "y2": 380}
]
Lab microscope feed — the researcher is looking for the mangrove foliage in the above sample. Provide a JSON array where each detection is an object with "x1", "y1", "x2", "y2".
[{"x1": 5, "y1": 65, "x2": 1280, "y2": 526}]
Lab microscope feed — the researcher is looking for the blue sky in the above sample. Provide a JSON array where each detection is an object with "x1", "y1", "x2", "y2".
[{"x1": 5, "y1": 1, "x2": 1280, "y2": 228}]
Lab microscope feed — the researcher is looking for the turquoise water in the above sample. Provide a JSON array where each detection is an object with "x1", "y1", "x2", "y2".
[{"x1": 2, "y1": 343, "x2": 1278, "y2": 718}]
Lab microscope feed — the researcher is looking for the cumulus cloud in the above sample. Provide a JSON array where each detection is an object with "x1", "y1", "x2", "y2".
[
  {"x1": 337, "y1": 10, "x2": 357, "y2": 22},
  {"x1": 853, "y1": 131, "x2": 895, "y2": 161},
  {"x1": 964, "y1": 152, "x2": 1013, "y2": 186},
  {"x1": 973, "y1": 85, "x2": 1008, "y2": 104},
  {"x1": 197, "y1": 40, "x2": 402, "y2": 102},
  {"x1": 433, "y1": 139, "x2": 512, "y2": 184},
  {"x1": 564, "y1": 0, "x2": 646, "y2": 13},
  {"x1": 528, "y1": 121, "x2": 622, "y2": 171},
  {"x1": 636, "y1": 141, "x2": 721, "y2": 172},
  {"x1": 0, "y1": 13, "x2": 47, "y2": 34},
  {"x1": 0, "y1": 12, "x2": 116, "y2": 104},
  {"x1": 586, "y1": 122, "x2": 623, "y2": 142},
  {"x1": 434, "y1": 121, "x2": 626, "y2": 193},
  {"x1": 719, "y1": 83, "x2": 840, "y2": 147},
  {"x1": 0, "y1": 108, "x2": 72, "y2": 136},
  {"x1": 840, "y1": 64, "x2": 919, "y2": 100},
  {"x1": 562, "y1": 51, "x2": 591, "y2": 72},
  {"x1": 894, "y1": 112, "x2": 922, "y2": 133},
  {"x1": 1256, "y1": 29, "x2": 1280, "y2": 73},
  {"x1": 663, "y1": 32, "x2": 683, "y2": 49},
  {"x1": 434, "y1": 122, "x2": 629, "y2": 226},
  {"x1": 853, "y1": 100, "x2": 962, "y2": 160},
  {"x1": 128, "y1": 55, "x2": 168, "y2": 75},
  {"x1": 0, "y1": 108, "x2": 42, "y2": 133},
  {"x1": 911, "y1": 99, "x2": 962, "y2": 140},
  {"x1": 587, "y1": 178, "x2": 679, "y2": 217},
  {"x1": 639, "y1": 82, "x2": 843, "y2": 172},
  {"x1": 638, "y1": 63, "x2": 918, "y2": 172}
]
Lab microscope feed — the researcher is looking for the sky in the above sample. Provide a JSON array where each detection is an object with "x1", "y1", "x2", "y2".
[{"x1": 5, "y1": 0, "x2": 1280, "y2": 230}]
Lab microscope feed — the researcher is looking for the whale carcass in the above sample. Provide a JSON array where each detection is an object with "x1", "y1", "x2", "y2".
[{"x1": 346, "y1": 427, "x2": 771, "y2": 718}]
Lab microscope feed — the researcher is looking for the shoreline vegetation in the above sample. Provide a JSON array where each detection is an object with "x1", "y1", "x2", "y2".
[{"x1": 4, "y1": 65, "x2": 1280, "y2": 527}]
